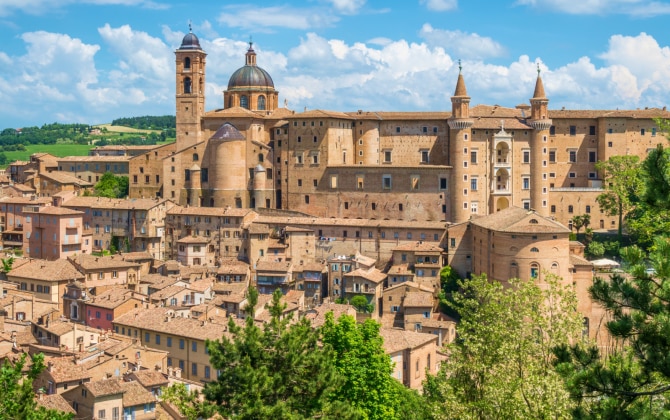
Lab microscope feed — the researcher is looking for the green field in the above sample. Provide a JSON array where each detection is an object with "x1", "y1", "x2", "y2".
[{"x1": 4, "y1": 143, "x2": 92, "y2": 163}]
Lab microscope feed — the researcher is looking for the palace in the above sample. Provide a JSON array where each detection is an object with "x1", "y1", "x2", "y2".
[{"x1": 128, "y1": 30, "x2": 669, "y2": 232}]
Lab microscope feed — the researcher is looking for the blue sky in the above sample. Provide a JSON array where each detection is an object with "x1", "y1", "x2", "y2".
[{"x1": 1, "y1": 0, "x2": 670, "y2": 128}]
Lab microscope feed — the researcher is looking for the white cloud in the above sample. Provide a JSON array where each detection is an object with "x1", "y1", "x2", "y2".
[
  {"x1": 419, "y1": 0, "x2": 458, "y2": 12},
  {"x1": 324, "y1": 0, "x2": 366, "y2": 14},
  {"x1": 515, "y1": 0, "x2": 670, "y2": 16},
  {"x1": 218, "y1": 5, "x2": 339, "y2": 31},
  {"x1": 419, "y1": 23, "x2": 506, "y2": 60}
]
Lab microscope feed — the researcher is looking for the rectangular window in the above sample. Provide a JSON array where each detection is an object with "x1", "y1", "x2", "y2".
[
  {"x1": 382, "y1": 175, "x2": 392, "y2": 190},
  {"x1": 569, "y1": 125, "x2": 576, "y2": 136},
  {"x1": 439, "y1": 177, "x2": 447, "y2": 190},
  {"x1": 411, "y1": 175, "x2": 420, "y2": 190},
  {"x1": 569, "y1": 172, "x2": 576, "y2": 178},
  {"x1": 167, "y1": 337, "x2": 172, "y2": 347},
  {"x1": 588, "y1": 151, "x2": 597, "y2": 162},
  {"x1": 589, "y1": 125, "x2": 596, "y2": 135},
  {"x1": 205, "y1": 366, "x2": 211, "y2": 379},
  {"x1": 470, "y1": 177, "x2": 478, "y2": 191},
  {"x1": 192, "y1": 363, "x2": 198, "y2": 375},
  {"x1": 179, "y1": 339, "x2": 185, "y2": 349},
  {"x1": 155, "y1": 334, "x2": 160, "y2": 345},
  {"x1": 330, "y1": 175, "x2": 337, "y2": 189},
  {"x1": 589, "y1": 172, "x2": 597, "y2": 179},
  {"x1": 470, "y1": 150, "x2": 477, "y2": 164},
  {"x1": 569, "y1": 150, "x2": 577, "y2": 163},
  {"x1": 192, "y1": 342, "x2": 197, "y2": 352},
  {"x1": 471, "y1": 202, "x2": 478, "y2": 214},
  {"x1": 420, "y1": 150, "x2": 429, "y2": 163},
  {"x1": 549, "y1": 150, "x2": 556, "y2": 162},
  {"x1": 356, "y1": 175, "x2": 364, "y2": 190},
  {"x1": 296, "y1": 154, "x2": 303, "y2": 164},
  {"x1": 550, "y1": 126, "x2": 556, "y2": 135},
  {"x1": 522, "y1": 177, "x2": 530, "y2": 190},
  {"x1": 383, "y1": 150, "x2": 392, "y2": 163},
  {"x1": 523, "y1": 150, "x2": 530, "y2": 163}
]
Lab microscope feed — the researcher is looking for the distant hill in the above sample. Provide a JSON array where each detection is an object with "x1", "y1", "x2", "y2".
[{"x1": 110, "y1": 115, "x2": 175, "y2": 130}]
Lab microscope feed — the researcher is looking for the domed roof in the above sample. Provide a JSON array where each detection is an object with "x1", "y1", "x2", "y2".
[
  {"x1": 179, "y1": 30, "x2": 201, "y2": 50},
  {"x1": 227, "y1": 42, "x2": 274, "y2": 90}
]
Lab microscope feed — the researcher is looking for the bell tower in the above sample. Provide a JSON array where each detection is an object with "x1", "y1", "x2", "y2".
[
  {"x1": 528, "y1": 65, "x2": 552, "y2": 216},
  {"x1": 175, "y1": 25, "x2": 206, "y2": 150},
  {"x1": 448, "y1": 61, "x2": 474, "y2": 223}
]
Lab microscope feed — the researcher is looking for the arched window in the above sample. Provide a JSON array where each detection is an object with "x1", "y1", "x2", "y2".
[
  {"x1": 193, "y1": 153, "x2": 199, "y2": 162},
  {"x1": 530, "y1": 247, "x2": 539, "y2": 252},
  {"x1": 184, "y1": 77, "x2": 192, "y2": 94},
  {"x1": 258, "y1": 95, "x2": 266, "y2": 110},
  {"x1": 184, "y1": 57, "x2": 191, "y2": 70},
  {"x1": 240, "y1": 95, "x2": 249, "y2": 109},
  {"x1": 582, "y1": 317, "x2": 590, "y2": 338},
  {"x1": 529, "y1": 219, "x2": 538, "y2": 224},
  {"x1": 551, "y1": 262, "x2": 559, "y2": 274},
  {"x1": 530, "y1": 263, "x2": 539, "y2": 279}
]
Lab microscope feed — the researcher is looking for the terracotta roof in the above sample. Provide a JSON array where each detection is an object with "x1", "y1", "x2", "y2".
[
  {"x1": 380, "y1": 328, "x2": 438, "y2": 354},
  {"x1": 36, "y1": 393, "x2": 76, "y2": 414},
  {"x1": 118, "y1": 252, "x2": 154, "y2": 261},
  {"x1": 256, "y1": 260, "x2": 293, "y2": 272},
  {"x1": 393, "y1": 241, "x2": 443, "y2": 253},
  {"x1": 0, "y1": 196, "x2": 50, "y2": 205},
  {"x1": 344, "y1": 267, "x2": 386, "y2": 283},
  {"x1": 212, "y1": 282, "x2": 247, "y2": 295},
  {"x1": 57, "y1": 156, "x2": 130, "y2": 162},
  {"x1": 114, "y1": 307, "x2": 230, "y2": 341},
  {"x1": 130, "y1": 370, "x2": 168, "y2": 388},
  {"x1": 167, "y1": 205, "x2": 253, "y2": 217},
  {"x1": 532, "y1": 75, "x2": 546, "y2": 99},
  {"x1": 384, "y1": 281, "x2": 433, "y2": 294},
  {"x1": 36, "y1": 206, "x2": 84, "y2": 216},
  {"x1": 121, "y1": 380, "x2": 156, "y2": 407},
  {"x1": 8, "y1": 259, "x2": 83, "y2": 282},
  {"x1": 293, "y1": 262, "x2": 324, "y2": 273},
  {"x1": 288, "y1": 109, "x2": 353, "y2": 120},
  {"x1": 454, "y1": 73, "x2": 468, "y2": 97},
  {"x1": 403, "y1": 291, "x2": 433, "y2": 308},
  {"x1": 217, "y1": 259, "x2": 250, "y2": 275},
  {"x1": 253, "y1": 215, "x2": 446, "y2": 229},
  {"x1": 188, "y1": 278, "x2": 213, "y2": 292},
  {"x1": 85, "y1": 378, "x2": 125, "y2": 397},
  {"x1": 44, "y1": 357, "x2": 91, "y2": 383},
  {"x1": 387, "y1": 264, "x2": 413, "y2": 276},
  {"x1": 570, "y1": 254, "x2": 593, "y2": 267},
  {"x1": 176, "y1": 235, "x2": 209, "y2": 244},
  {"x1": 304, "y1": 303, "x2": 356, "y2": 328},
  {"x1": 61, "y1": 196, "x2": 168, "y2": 210},
  {"x1": 469, "y1": 206, "x2": 571, "y2": 234},
  {"x1": 285, "y1": 226, "x2": 314, "y2": 233},
  {"x1": 87, "y1": 289, "x2": 145, "y2": 310},
  {"x1": 150, "y1": 284, "x2": 187, "y2": 300},
  {"x1": 203, "y1": 106, "x2": 264, "y2": 119},
  {"x1": 39, "y1": 172, "x2": 93, "y2": 186},
  {"x1": 68, "y1": 254, "x2": 141, "y2": 271}
]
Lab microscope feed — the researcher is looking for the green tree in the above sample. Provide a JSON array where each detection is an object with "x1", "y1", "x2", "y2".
[
  {"x1": 0, "y1": 353, "x2": 73, "y2": 419},
  {"x1": 320, "y1": 312, "x2": 420, "y2": 420},
  {"x1": 595, "y1": 155, "x2": 644, "y2": 240},
  {"x1": 586, "y1": 241, "x2": 605, "y2": 259},
  {"x1": 161, "y1": 382, "x2": 215, "y2": 420},
  {"x1": 571, "y1": 214, "x2": 591, "y2": 236},
  {"x1": 350, "y1": 295, "x2": 373, "y2": 313},
  {"x1": 204, "y1": 287, "x2": 354, "y2": 419},
  {"x1": 424, "y1": 274, "x2": 582, "y2": 420},
  {"x1": 554, "y1": 237, "x2": 670, "y2": 418},
  {"x1": 438, "y1": 265, "x2": 462, "y2": 320},
  {"x1": 93, "y1": 172, "x2": 129, "y2": 198}
]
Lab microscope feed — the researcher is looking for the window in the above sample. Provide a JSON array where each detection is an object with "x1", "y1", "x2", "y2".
[
  {"x1": 192, "y1": 363, "x2": 198, "y2": 375},
  {"x1": 179, "y1": 339, "x2": 185, "y2": 349},
  {"x1": 145, "y1": 332, "x2": 150, "y2": 343},
  {"x1": 523, "y1": 150, "x2": 530, "y2": 163},
  {"x1": 470, "y1": 177, "x2": 478, "y2": 191},
  {"x1": 569, "y1": 125, "x2": 576, "y2": 136},
  {"x1": 304, "y1": 195, "x2": 310, "y2": 204},
  {"x1": 641, "y1": 128, "x2": 646, "y2": 135},
  {"x1": 420, "y1": 150, "x2": 429, "y2": 163},
  {"x1": 531, "y1": 247, "x2": 539, "y2": 252},
  {"x1": 167, "y1": 337, "x2": 172, "y2": 347},
  {"x1": 383, "y1": 150, "x2": 392, "y2": 163},
  {"x1": 395, "y1": 126, "x2": 400, "y2": 133},
  {"x1": 205, "y1": 366, "x2": 211, "y2": 379},
  {"x1": 297, "y1": 179, "x2": 302, "y2": 187},
  {"x1": 586, "y1": 205, "x2": 591, "y2": 213},
  {"x1": 312, "y1": 154, "x2": 319, "y2": 164},
  {"x1": 652, "y1": 127, "x2": 657, "y2": 136},
  {"x1": 569, "y1": 172, "x2": 576, "y2": 178},
  {"x1": 240, "y1": 95, "x2": 248, "y2": 109},
  {"x1": 258, "y1": 95, "x2": 266, "y2": 110},
  {"x1": 523, "y1": 200, "x2": 530, "y2": 210},
  {"x1": 470, "y1": 150, "x2": 478, "y2": 164},
  {"x1": 588, "y1": 151, "x2": 597, "y2": 162},
  {"x1": 522, "y1": 177, "x2": 530, "y2": 190},
  {"x1": 550, "y1": 126, "x2": 556, "y2": 135},
  {"x1": 155, "y1": 334, "x2": 160, "y2": 345},
  {"x1": 192, "y1": 341, "x2": 197, "y2": 352},
  {"x1": 589, "y1": 125, "x2": 596, "y2": 135},
  {"x1": 439, "y1": 177, "x2": 447, "y2": 190},
  {"x1": 411, "y1": 175, "x2": 420, "y2": 190},
  {"x1": 531, "y1": 264, "x2": 539, "y2": 278},
  {"x1": 471, "y1": 202, "x2": 478, "y2": 214},
  {"x1": 98, "y1": 409, "x2": 106, "y2": 419},
  {"x1": 357, "y1": 175, "x2": 364, "y2": 190},
  {"x1": 382, "y1": 175, "x2": 392, "y2": 190},
  {"x1": 568, "y1": 205, "x2": 574, "y2": 213},
  {"x1": 549, "y1": 149, "x2": 556, "y2": 162},
  {"x1": 588, "y1": 172, "x2": 597, "y2": 179},
  {"x1": 330, "y1": 175, "x2": 337, "y2": 189},
  {"x1": 569, "y1": 150, "x2": 577, "y2": 162},
  {"x1": 296, "y1": 154, "x2": 303, "y2": 164}
]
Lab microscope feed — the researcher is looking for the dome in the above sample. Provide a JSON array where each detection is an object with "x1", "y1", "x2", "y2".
[
  {"x1": 227, "y1": 42, "x2": 274, "y2": 90},
  {"x1": 179, "y1": 32, "x2": 201, "y2": 50},
  {"x1": 227, "y1": 65, "x2": 274, "y2": 90}
]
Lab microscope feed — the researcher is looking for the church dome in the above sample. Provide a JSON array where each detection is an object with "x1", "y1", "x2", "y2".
[
  {"x1": 227, "y1": 42, "x2": 274, "y2": 90},
  {"x1": 179, "y1": 31, "x2": 201, "y2": 50}
]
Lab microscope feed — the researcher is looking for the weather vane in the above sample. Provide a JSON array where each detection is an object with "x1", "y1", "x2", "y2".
[
  {"x1": 537, "y1": 62, "x2": 541, "y2": 76},
  {"x1": 458, "y1": 59, "x2": 462, "y2": 74},
  {"x1": 188, "y1": 20, "x2": 192, "y2": 33}
]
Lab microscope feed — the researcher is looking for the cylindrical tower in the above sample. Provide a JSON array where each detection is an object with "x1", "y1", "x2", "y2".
[
  {"x1": 529, "y1": 66, "x2": 552, "y2": 216},
  {"x1": 448, "y1": 65, "x2": 474, "y2": 223},
  {"x1": 208, "y1": 123, "x2": 247, "y2": 208},
  {"x1": 175, "y1": 26, "x2": 206, "y2": 150},
  {"x1": 252, "y1": 164, "x2": 268, "y2": 208}
]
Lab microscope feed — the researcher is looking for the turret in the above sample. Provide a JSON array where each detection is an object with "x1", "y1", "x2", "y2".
[{"x1": 528, "y1": 64, "x2": 553, "y2": 216}]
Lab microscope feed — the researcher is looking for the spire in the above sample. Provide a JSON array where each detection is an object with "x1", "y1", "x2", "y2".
[
  {"x1": 532, "y1": 63, "x2": 546, "y2": 99},
  {"x1": 453, "y1": 60, "x2": 468, "y2": 97},
  {"x1": 245, "y1": 40, "x2": 257, "y2": 66}
]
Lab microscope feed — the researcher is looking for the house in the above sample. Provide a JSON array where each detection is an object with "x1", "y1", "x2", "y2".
[
  {"x1": 293, "y1": 262, "x2": 325, "y2": 307},
  {"x1": 34, "y1": 356, "x2": 92, "y2": 395},
  {"x1": 380, "y1": 328, "x2": 439, "y2": 390},
  {"x1": 84, "y1": 288, "x2": 147, "y2": 330},
  {"x1": 68, "y1": 254, "x2": 141, "y2": 291},
  {"x1": 23, "y1": 205, "x2": 92, "y2": 260},
  {"x1": 62, "y1": 378, "x2": 157, "y2": 420},
  {"x1": 255, "y1": 260, "x2": 294, "y2": 295},
  {"x1": 342, "y1": 266, "x2": 386, "y2": 321}
]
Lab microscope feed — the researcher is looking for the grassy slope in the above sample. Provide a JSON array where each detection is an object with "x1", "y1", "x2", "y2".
[{"x1": 4, "y1": 143, "x2": 91, "y2": 162}]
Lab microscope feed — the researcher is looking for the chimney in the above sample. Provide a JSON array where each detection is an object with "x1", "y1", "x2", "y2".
[
  {"x1": 47, "y1": 361, "x2": 53, "y2": 373},
  {"x1": 174, "y1": 368, "x2": 182, "y2": 378}
]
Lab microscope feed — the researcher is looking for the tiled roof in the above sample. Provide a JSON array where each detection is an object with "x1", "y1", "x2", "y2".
[
  {"x1": 85, "y1": 378, "x2": 125, "y2": 397},
  {"x1": 217, "y1": 259, "x2": 250, "y2": 275},
  {"x1": 176, "y1": 235, "x2": 209, "y2": 244},
  {"x1": 387, "y1": 264, "x2": 413, "y2": 276},
  {"x1": 118, "y1": 252, "x2": 153, "y2": 261},
  {"x1": 287, "y1": 109, "x2": 353, "y2": 120},
  {"x1": 114, "y1": 307, "x2": 230, "y2": 341},
  {"x1": 167, "y1": 205, "x2": 253, "y2": 217},
  {"x1": 570, "y1": 254, "x2": 593, "y2": 267},
  {"x1": 39, "y1": 172, "x2": 93, "y2": 186},
  {"x1": 37, "y1": 206, "x2": 84, "y2": 216},
  {"x1": 87, "y1": 289, "x2": 145, "y2": 310},
  {"x1": 380, "y1": 328, "x2": 438, "y2": 354},
  {"x1": 304, "y1": 303, "x2": 356, "y2": 328},
  {"x1": 57, "y1": 156, "x2": 130, "y2": 162},
  {"x1": 345, "y1": 267, "x2": 386, "y2": 283},
  {"x1": 256, "y1": 260, "x2": 293, "y2": 272},
  {"x1": 44, "y1": 357, "x2": 91, "y2": 383},
  {"x1": 384, "y1": 281, "x2": 433, "y2": 294},
  {"x1": 36, "y1": 393, "x2": 76, "y2": 414},
  {"x1": 253, "y1": 215, "x2": 446, "y2": 229},
  {"x1": 121, "y1": 380, "x2": 156, "y2": 407},
  {"x1": 130, "y1": 370, "x2": 168, "y2": 388},
  {"x1": 403, "y1": 291, "x2": 433, "y2": 308},
  {"x1": 8, "y1": 259, "x2": 84, "y2": 282},
  {"x1": 393, "y1": 241, "x2": 443, "y2": 252},
  {"x1": 61, "y1": 196, "x2": 168, "y2": 210},
  {"x1": 470, "y1": 206, "x2": 571, "y2": 234},
  {"x1": 68, "y1": 254, "x2": 141, "y2": 271}
]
